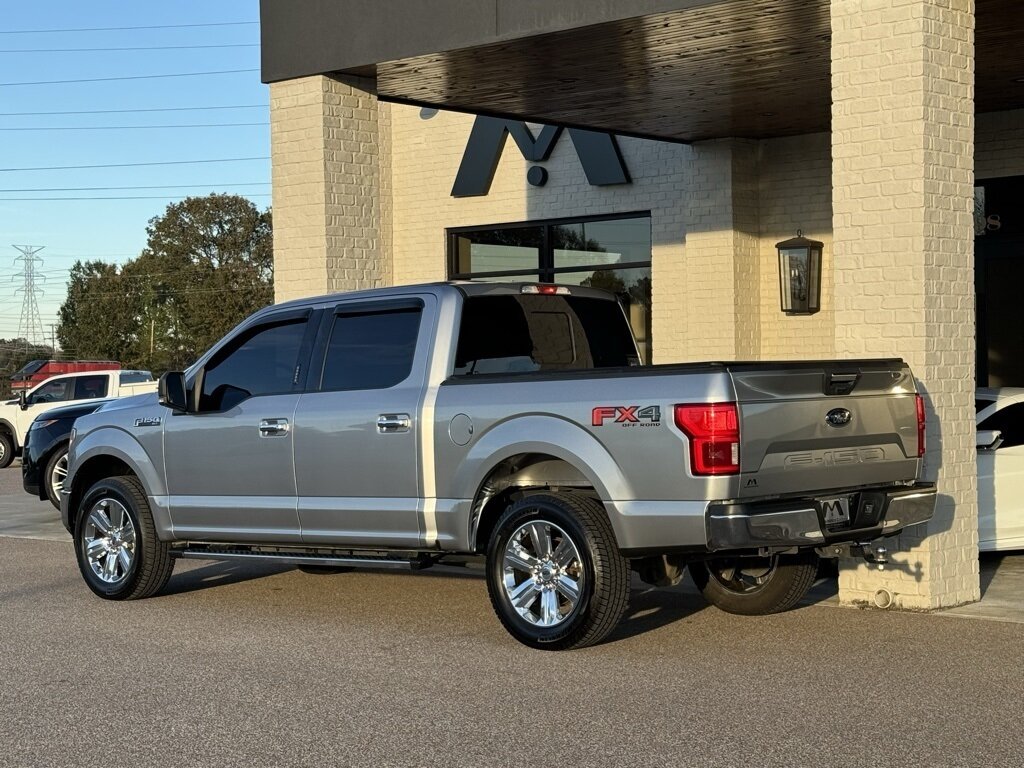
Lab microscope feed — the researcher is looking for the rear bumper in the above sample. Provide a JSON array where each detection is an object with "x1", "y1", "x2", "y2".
[{"x1": 705, "y1": 483, "x2": 936, "y2": 552}]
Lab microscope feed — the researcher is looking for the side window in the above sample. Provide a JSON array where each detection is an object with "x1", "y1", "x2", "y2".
[
  {"x1": 74, "y1": 375, "x2": 109, "y2": 400},
  {"x1": 321, "y1": 307, "x2": 422, "y2": 391},
  {"x1": 119, "y1": 371, "x2": 153, "y2": 384},
  {"x1": 979, "y1": 403, "x2": 1024, "y2": 448},
  {"x1": 30, "y1": 378, "x2": 72, "y2": 404},
  {"x1": 199, "y1": 318, "x2": 308, "y2": 412}
]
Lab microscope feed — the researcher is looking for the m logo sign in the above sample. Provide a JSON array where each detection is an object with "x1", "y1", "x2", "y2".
[{"x1": 451, "y1": 116, "x2": 630, "y2": 198}]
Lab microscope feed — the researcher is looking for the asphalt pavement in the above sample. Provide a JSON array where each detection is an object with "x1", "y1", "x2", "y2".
[{"x1": 1, "y1": 465, "x2": 1023, "y2": 767}]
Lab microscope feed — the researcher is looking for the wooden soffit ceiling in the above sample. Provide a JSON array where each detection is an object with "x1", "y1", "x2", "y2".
[{"x1": 365, "y1": 0, "x2": 1024, "y2": 143}]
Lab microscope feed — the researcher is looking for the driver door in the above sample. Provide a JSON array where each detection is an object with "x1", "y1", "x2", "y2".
[
  {"x1": 16, "y1": 376, "x2": 76, "y2": 438},
  {"x1": 163, "y1": 309, "x2": 319, "y2": 543}
]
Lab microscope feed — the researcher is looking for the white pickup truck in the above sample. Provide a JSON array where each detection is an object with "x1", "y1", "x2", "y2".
[{"x1": 0, "y1": 370, "x2": 155, "y2": 468}]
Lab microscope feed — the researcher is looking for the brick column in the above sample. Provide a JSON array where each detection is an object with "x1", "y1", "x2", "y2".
[
  {"x1": 270, "y1": 75, "x2": 390, "y2": 303},
  {"x1": 831, "y1": 0, "x2": 978, "y2": 608},
  {"x1": 660, "y1": 139, "x2": 759, "y2": 362}
]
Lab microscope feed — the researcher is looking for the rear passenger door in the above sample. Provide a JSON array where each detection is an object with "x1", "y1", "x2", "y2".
[{"x1": 293, "y1": 296, "x2": 432, "y2": 548}]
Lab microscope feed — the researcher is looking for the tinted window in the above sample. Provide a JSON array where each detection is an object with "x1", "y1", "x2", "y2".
[
  {"x1": 74, "y1": 375, "x2": 109, "y2": 400},
  {"x1": 321, "y1": 308, "x2": 421, "y2": 391},
  {"x1": 30, "y1": 378, "x2": 71, "y2": 404},
  {"x1": 200, "y1": 318, "x2": 307, "y2": 411},
  {"x1": 979, "y1": 403, "x2": 1024, "y2": 448},
  {"x1": 120, "y1": 371, "x2": 153, "y2": 384},
  {"x1": 453, "y1": 295, "x2": 638, "y2": 376}
]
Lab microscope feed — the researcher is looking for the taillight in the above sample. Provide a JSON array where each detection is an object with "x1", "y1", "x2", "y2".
[
  {"x1": 916, "y1": 394, "x2": 926, "y2": 458},
  {"x1": 674, "y1": 402, "x2": 740, "y2": 475}
]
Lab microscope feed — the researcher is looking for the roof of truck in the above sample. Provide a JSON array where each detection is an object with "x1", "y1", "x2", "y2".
[{"x1": 267, "y1": 281, "x2": 620, "y2": 315}]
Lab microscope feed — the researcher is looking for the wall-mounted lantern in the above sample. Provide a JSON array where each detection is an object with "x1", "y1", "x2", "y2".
[{"x1": 776, "y1": 231, "x2": 823, "y2": 315}]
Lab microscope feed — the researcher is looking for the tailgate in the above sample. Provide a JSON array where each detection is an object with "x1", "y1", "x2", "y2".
[{"x1": 730, "y1": 360, "x2": 920, "y2": 498}]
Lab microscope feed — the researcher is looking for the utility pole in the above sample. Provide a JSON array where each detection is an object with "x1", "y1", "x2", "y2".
[
  {"x1": 150, "y1": 317, "x2": 155, "y2": 367},
  {"x1": 50, "y1": 323, "x2": 57, "y2": 358},
  {"x1": 12, "y1": 245, "x2": 46, "y2": 348}
]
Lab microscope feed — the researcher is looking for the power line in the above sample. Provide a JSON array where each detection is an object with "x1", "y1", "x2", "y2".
[
  {"x1": 0, "y1": 156, "x2": 270, "y2": 172},
  {"x1": 0, "y1": 104, "x2": 266, "y2": 116},
  {"x1": 0, "y1": 69, "x2": 259, "y2": 87},
  {"x1": 0, "y1": 123, "x2": 268, "y2": 131},
  {"x1": 0, "y1": 183, "x2": 268, "y2": 192},
  {"x1": 0, "y1": 21, "x2": 259, "y2": 34},
  {"x1": 0, "y1": 44, "x2": 260, "y2": 53}
]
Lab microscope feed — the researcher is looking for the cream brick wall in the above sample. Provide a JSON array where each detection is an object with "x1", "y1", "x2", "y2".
[
  {"x1": 758, "y1": 133, "x2": 836, "y2": 359},
  {"x1": 831, "y1": 0, "x2": 978, "y2": 609},
  {"x1": 270, "y1": 77, "x2": 330, "y2": 302},
  {"x1": 270, "y1": 75, "x2": 388, "y2": 303}
]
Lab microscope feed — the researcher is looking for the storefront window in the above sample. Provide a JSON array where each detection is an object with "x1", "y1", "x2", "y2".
[{"x1": 449, "y1": 214, "x2": 652, "y2": 362}]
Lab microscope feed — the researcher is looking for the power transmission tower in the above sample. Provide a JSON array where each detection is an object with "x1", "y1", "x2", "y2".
[{"x1": 12, "y1": 245, "x2": 47, "y2": 348}]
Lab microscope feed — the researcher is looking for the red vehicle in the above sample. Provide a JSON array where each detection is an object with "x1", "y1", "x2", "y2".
[{"x1": 9, "y1": 360, "x2": 120, "y2": 392}]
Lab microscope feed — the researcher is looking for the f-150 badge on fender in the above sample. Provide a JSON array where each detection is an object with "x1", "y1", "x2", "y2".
[
  {"x1": 134, "y1": 417, "x2": 162, "y2": 427},
  {"x1": 592, "y1": 405, "x2": 661, "y2": 427}
]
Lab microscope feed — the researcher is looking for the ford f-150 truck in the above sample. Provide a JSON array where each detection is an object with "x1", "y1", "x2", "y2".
[
  {"x1": 0, "y1": 370, "x2": 154, "y2": 469},
  {"x1": 63, "y1": 283, "x2": 936, "y2": 649}
]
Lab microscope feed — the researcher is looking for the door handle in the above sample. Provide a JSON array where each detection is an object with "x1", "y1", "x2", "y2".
[
  {"x1": 377, "y1": 413, "x2": 411, "y2": 433},
  {"x1": 258, "y1": 418, "x2": 290, "y2": 437}
]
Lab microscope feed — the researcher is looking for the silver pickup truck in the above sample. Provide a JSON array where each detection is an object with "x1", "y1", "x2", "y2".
[{"x1": 63, "y1": 282, "x2": 935, "y2": 649}]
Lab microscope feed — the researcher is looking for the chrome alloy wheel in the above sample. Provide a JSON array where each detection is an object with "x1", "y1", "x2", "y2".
[
  {"x1": 49, "y1": 453, "x2": 68, "y2": 499},
  {"x1": 502, "y1": 520, "x2": 584, "y2": 627},
  {"x1": 82, "y1": 498, "x2": 136, "y2": 584}
]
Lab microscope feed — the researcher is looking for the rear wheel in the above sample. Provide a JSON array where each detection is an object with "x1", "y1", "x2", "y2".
[
  {"x1": 486, "y1": 493, "x2": 629, "y2": 650},
  {"x1": 44, "y1": 446, "x2": 69, "y2": 509},
  {"x1": 0, "y1": 432, "x2": 14, "y2": 469},
  {"x1": 689, "y1": 552, "x2": 818, "y2": 615},
  {"x1": 74, "y1": 476, "x2": 173, "y2": 600}
]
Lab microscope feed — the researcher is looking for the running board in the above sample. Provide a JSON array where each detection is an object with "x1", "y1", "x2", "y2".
[{"x1": 174, "y1": 548, "x2": 437, "y2": 570}]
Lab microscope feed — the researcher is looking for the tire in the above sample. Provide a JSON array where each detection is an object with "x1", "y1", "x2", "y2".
[
  {"x1": 296, "y1": 565, "x2": 355, "y2": 575},
  {"x1": 73, "y1": 475, "x2": 174, "y2": 600},
  {"x1": 0, "y1": 432, "x2": 14, "y2": 469},
  {"x1": 486, "y1": 493, "x2": 629, "y2": 651},
  {"x1": 689, "y1": 552, "x2": 818, "y2": 616},
  {"x1": 44, "y1": 445, "x2": 69, "y2": 510}
]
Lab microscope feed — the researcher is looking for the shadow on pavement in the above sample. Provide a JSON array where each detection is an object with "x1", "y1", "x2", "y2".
[{"x1": 161, "y1": 560, "x2": 294, "y2": 595}]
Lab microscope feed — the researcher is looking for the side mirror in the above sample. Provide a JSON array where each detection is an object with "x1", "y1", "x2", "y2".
[
  {"x1": 18, "y1": 390, "x2": 27, "y2": 411},
  {"x1": 977, "y1": 429, "x2": 1003, "y2": 451},
  {"x1": 158, "y1": 371, "x2": 189, "y2": 413}
]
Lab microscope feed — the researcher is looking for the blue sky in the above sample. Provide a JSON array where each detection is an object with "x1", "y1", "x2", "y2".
[{"x1": 0, "y1": 0, "x2": 268, "y2": 339}]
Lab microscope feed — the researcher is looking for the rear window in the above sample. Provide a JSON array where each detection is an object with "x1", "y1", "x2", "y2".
[
  {"x1": 453, "y1": 294, "x2": 639, "y2": 376},
  {"x1": 119, "y1": 371, "x2": 153, "y2": 384}
]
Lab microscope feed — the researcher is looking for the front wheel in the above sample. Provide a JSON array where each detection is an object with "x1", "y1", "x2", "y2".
[
  {"x1": 74, "y1": 476, "x2": 174, "y2": 600},
  {"x1": 689, "y1": 552, "x2": 818, "y2": 615},
  {"x1": 44, "y1": 446, "x2": 69, "y2": 509},
  {"x1": 486, "y1": 493, "x2": 629, "y2": 651},
  {"x1": 0, "y1": 432, "x2": 14, "y2": 469}
]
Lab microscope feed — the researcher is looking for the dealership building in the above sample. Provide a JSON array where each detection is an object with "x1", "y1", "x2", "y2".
[{"x1": 260, "y1": 0, "x2": 1024, "y2": 609}]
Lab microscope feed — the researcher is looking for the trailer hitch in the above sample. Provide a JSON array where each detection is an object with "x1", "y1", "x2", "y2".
[{"x1": 816, "y1": 541, "x2": 889, "y2": 570}]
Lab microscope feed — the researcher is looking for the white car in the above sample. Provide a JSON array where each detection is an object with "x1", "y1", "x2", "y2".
[{"x1": 976, "y1": 387, "x2": 1024, "y2": 552}]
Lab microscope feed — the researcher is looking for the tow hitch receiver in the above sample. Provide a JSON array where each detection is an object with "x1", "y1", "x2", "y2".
[{"x1": 817, "y1": 541, "x2": 889, "y2": 570}]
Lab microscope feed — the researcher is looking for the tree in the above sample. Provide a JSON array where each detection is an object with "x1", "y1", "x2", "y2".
[{"x1": 57, "y1": 194, "x2": 273, "y2": 373}]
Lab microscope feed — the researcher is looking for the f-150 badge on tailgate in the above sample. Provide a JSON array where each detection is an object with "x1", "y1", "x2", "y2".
[{"x1": 592, "y1": 405, "x2": 661, "y2": 427}]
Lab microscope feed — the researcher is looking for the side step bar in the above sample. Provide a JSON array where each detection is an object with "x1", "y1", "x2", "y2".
[{"x1": 174, "y1": 548, "x2": 438, "y2": 571}]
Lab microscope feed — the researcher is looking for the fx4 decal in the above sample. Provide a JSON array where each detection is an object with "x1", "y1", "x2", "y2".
[{"x1": 592, "y1": 405, "x2": 661, "y2": 427}]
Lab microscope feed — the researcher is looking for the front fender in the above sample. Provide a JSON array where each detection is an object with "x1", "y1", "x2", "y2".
[{"x1": 68, "y1": 426, "x2": 165, "y2": 499}]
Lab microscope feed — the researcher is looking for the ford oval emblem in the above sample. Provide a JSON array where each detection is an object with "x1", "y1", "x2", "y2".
[{"x1": 826, "y1": 408, "x2": 852, "y2": 427}]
